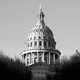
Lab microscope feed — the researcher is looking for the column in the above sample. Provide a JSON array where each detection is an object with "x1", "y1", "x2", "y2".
[
  {"x1": 25, "y1": 54, "x2": 27, "y2": 66},
  {"x1": 29, "y1": 53, "x2": 30, "y2": 65},
  {"x1": 27, "y1": 53, "x2": 29, "y2": 66},
  {"x1": 31, "y1": 52, "x2": 32, "y2": 65},
  {"x1": 26, "y1": 54, "x2": 28, "y2": 66},
  {"x1": 37, "y1": 52, "x2": 38, "y2": 62},
  {"x1": 42, "y1": 52, "x2": 44, "y2": 62},
  {"x1": 30, "y1": 53, "x2": 31, "y2": 65},
  {"x1": 49, "y1": 52, "x2": 50, "y2": 64},
  {"x1": 31, "y1": 53, "x2": 32, "y2": 64},
  {"x1": 47, "y1": 52, "x2": 49, "y2": 64},
  {"x1": 33, "y1": 53, "x2": 34, "y2": 64},
  {"x1": 29, "y1": 53, "x2": 31, "y2": 65}
]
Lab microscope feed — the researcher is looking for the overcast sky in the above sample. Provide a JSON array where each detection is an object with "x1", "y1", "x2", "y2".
[{"x1": 0, "y1": 0, "x2": 80, "y2": 58}]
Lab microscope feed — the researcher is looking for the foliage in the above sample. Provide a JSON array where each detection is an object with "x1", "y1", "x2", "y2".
[
  {"x1": 0, "y1": 53, "x2": 32, "y2": 80},
  {"x1": 1, "y1": 50, "x2": 80, "y2": 80},
  {"x1": 47, "y1": 52, "x2": 80, "y2": 80}
]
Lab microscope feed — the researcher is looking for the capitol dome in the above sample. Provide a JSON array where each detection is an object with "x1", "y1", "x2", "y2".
[
  {"x1": 21, "y1": 5, "x2": 61, "y2": 66},
  {"x1": 26, "y1": 6, "x2": 56, "y2": 50},
  {"x1": 28, "y1": 5, "x2": 53, "y2": 39},
  {"x1": 29, "y1": 20, "x2": 53, "y2": 38}
]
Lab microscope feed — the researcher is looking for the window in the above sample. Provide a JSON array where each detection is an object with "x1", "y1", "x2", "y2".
[
  {"x1": 48, "y1": 42, "x2": 51, "y2": 47},
  {"x1": 39, "y1": 36, "x2": 41, "y2": 39},
  {"x1": 39, "y1": 41, "x2": 42, "y2": 46},
  {"x1": 28, "y1": 43, "x2": 29, "y2": 47},
  {"x1": 44, "y1": 36, "x2": 45, "y2": 39},
  {"x1": 34, "y1": 42, "x2": 37, "y2": 46},
  {"x1": 31, "y1": 42, "x2": 32, "y2": 47},
  {"x1": 34, "y1": 36, "x2": 36, "y2": 39},
  {"x1": 44, "y1": 41, "x2": 46, "y2": 48},
  {"x1": 24, "y1": 54, "x2": 26, "y2": 59}
]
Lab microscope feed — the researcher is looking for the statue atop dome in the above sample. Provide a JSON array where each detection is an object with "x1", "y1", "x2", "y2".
[
  {"x1": 39, "y1": 4, "x2": 42, "y2": 10},
  {"x1": 38, "y1": 5, "x2": 45, "y2": 23}
]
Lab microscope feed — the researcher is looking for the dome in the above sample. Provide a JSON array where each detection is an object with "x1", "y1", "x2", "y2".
[
  {"x1": 29, "y1": 21, "x2": 53, "y2": 38},
  {"x1": 27, "y1": 5, "x2": 54, "y2": 40},
  {"x1": 26, "y1": 5, "x2": 56, "y2": 51}
]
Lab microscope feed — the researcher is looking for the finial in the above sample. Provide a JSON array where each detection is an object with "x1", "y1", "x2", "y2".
[
  {"x1": 38, "y1": 5, "x2": 45, "y2": 22},
  {"x1": 39, "y1": 4, "x2": 42, "y2": 11}
]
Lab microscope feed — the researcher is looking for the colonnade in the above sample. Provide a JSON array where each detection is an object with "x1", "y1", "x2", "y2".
[{"x1": 22, "y1": 51, "x2": 58, "y2": 66}]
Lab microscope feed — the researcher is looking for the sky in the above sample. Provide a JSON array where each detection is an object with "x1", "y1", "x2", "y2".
[{"x1": 0, "y1": 0, "x2": 80, "y2": 58}]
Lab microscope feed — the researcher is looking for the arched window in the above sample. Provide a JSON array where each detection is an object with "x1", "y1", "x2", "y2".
[
  {"x1": 44, "y1": 41, "x2": 46, "y2": 48},
  {"x1": 31, "y1": 42, "x2": 32, "y2": 47},
  {"x1": 39, "y1": 41, "x2": 42, "y2": 46},
  {"x1": 39, "y1": 36, "x2": 41, "y2": 39},
  {"x1": 34, "y1": 41, "x2": 37, "y2": 46},
  {"x1": 48, "y1": 42, "x2": 51, "y2": 47}
]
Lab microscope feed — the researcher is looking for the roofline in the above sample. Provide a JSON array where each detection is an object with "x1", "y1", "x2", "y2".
[{"x1": 20, "y1": 48, "x2": 61, "y2": 55}]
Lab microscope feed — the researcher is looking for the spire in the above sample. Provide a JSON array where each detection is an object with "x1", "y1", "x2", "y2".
[
  {"x1": 38, "y1": 5, "x2": 45, "y2": 22},
  {"x1": 39, "y1": 4, "x2": 42, "y2": 11}
]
